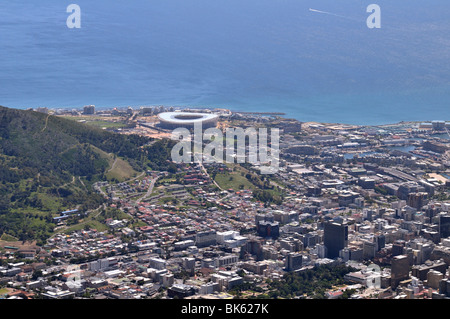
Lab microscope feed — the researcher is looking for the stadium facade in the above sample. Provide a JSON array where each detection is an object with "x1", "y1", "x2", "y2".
[{"x1": 158, "y1": 112, "x2": 219, "y2": 130}]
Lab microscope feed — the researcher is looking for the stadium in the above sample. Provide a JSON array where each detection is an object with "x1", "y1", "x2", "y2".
[{"x1": 158, "y1": 112, "x2": 219, "y2": 130}]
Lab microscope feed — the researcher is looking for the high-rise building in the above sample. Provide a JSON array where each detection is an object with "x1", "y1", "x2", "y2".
[
  {"x1": 257, "y1": 221, "x2": 280, "y2": 239},
  {"x1": 339, "y1": 248, "x2": 351, "y2": 262},
  {"x1": 182, "y1": 257, "x2": 195, "y2": 275},
  {"x1": 439, "y1": 214, "x2": 450, "y2": 239},
  {"x1": 272, "y1": 210, "x2": 299, "y2": 224},
  {"x1": 349, "y1": 247, "x2": 363, "y2": 261},
  {"x1": 140, "y1": 106, "x2": 153, "y2": 115},
  {"x1": 256, "y1": 212, "x2": 277, "y2": 238},
  {"x1": 392, "y1": 240, "x2": 405, "y2": 256},
  {"x1": 255, "y1": 213, "x2": 274, "y2": 229},
  {"x1": 303, "y1": 232, "x2": 320, "y2": 248},
  {"x1": 391, "y1": 255, "x2": 410, "y2": 289},
  {"x1": 167, "y1": 284, "x2": 196, "y2": 299},
  {"x1": 424, "y1": 205, "x2": 440, "y2": 223},
  {"x1": 411, "y1": 260, "x2": 447, "y2": 281},
  {"x1": 363, "y1": 241, "x2": 377, "y2": 260},
  {"x1": 427, "y1": 270, "x2": 444, "y2": 290},
  {"x1": 323, "y1": 222, "x2": 348, "y2": 259},
  {"x1": 307, "y1": 186, "x2": 322, "y2": 197},
  {"x1": 432, "y1": 120, "x2": 446, "y2": 131},
  {"x1": 240, "y1": 237, "x2": 263, "y2": 261},
  {"x1": 195, "y1": 230, "x2": 217, "y2": 248},
  {"x1": 358, "y1": 177, "x2": 375, "y2": 189},
  {"x1": 35, "y1": 107, "x2": 49, "y2": 114},
  {"x1": 376, "y1": 234, "x2": 386, "y2": 250},
  {"x1": 83, "y1": 105, "x2": 95, "y2": 115},
  {"x1": 317, "y1": 244, "x2": 327, "y2": 258},
  {"x1": 397, "y1": 182, "x2": 425, "y2": 200},
  {"x1": 285, "y1": 253, "x2": 303, "y2": 271},
  {"x1": 439, "y1": 279, "x2": 450, "y2": 297},
  {"x1": 407, "y1": 192, "x2": 428, "y2": 210}
]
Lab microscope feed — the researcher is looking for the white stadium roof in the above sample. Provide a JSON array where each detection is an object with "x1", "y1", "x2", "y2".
[{"x1": 158, "y1": 112, "x2": 218, "y2": 124}]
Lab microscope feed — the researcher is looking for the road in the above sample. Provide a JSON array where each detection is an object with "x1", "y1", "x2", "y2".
[
  {"x1": 41, "y1": 114, "x2": 51, "y2": 132},
  {"x1": 217, "y1": 192, "x2": 233, "y2": 203},
  {"x1": 194, "y1": 154, "x2": 224, "y2": 191},
  {"x1": 124, "y1": 171, "x2": 145, "y2": 183},
  {"x1": 78, "y1": 176, "x2": 87, "y2": 191},
  {"x1": 107, "y1": 157, "x2": 118, "y2": 173},
  {"x1": 135, "y1": 176, "x2": 159, "y2": 203}
]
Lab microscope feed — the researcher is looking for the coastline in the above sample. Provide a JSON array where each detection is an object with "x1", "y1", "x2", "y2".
[{"x1": 4, "y1": 104, "x2": 449, "y2": 127}]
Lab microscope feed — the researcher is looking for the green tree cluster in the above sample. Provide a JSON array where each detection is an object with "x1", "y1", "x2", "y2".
[{"x1": 266, "y1": 264, "x2": 357, "y2": 299}]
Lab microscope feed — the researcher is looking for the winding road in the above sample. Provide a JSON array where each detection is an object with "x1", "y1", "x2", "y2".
[{"x1": 135, "y1": 176, "x2": 159, "y2": 204}]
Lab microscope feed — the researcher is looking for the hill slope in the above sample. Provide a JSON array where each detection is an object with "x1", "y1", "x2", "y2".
[{"x1": 0, "y1": 106, "x2": 149, "y2": 244}]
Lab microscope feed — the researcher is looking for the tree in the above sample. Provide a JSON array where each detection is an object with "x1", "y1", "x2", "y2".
[
  {"x1": 236, "y1": 269, "x2": 246, "y2": 277},
  {"x1": 32, "y1": 270, "x2": 43, "y2": 280},
  {"x1": 167, "y1": 163, "x2": 177, "y2": 174},
  {"x1": 0, "y1": 196, "x2": 10, "y2": 215}
]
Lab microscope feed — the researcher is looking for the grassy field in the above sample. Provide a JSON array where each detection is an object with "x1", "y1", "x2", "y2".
[
  {"x1": 36, "y1": 192, "x2": 66, "y2": 213},
  {"x1": 106, "y1": 157, "x2": 138, "y2": 182},
  {"x1": 214, "y1": 171, "x2": 255, "y2": 191},
  {"x1": 92, "y1": 146, "x2": 138, "y2": 182},
  {"x1": 0, "y1": 234, "x2": 18, "y2": 242},
  {"x1": 58, "y1": 116, "x2": 127, "y2": 129},
  {"x1": 82, "y1": 121, "x2": 127, "y2": 129},
  {"x1": 0, "y1": 240, "x2": 38, "y2": 250},
  {"x1": 131, "y1": 220, "x2": 148, "y2": 228},
  {"x1": 0, "y1": 288, "x2": 11, "y2": 295},
  {"x1": 213, "y1": 164, "x2": 260, "y2": 191},
  {"x1": 213, "y1": 164, "x2": 284, "y2": 198},
  {"x1": 61, "y1": 206, "x2": 134, "y2": 234},
  {"x1": 62, "y1": 220, "x2": 109, "y2": 233}
]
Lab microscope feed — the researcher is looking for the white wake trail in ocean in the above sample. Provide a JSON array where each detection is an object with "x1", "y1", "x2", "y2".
[{"x1": 309, "y1": 8, "x2": 359, "y2": 22}]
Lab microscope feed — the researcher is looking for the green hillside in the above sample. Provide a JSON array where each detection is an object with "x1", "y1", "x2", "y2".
[{"x1": 0, "y1": 106, "x2": 150, "y2": 244}]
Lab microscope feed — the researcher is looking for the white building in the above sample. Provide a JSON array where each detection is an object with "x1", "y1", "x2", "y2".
[
  {"x1": 216, "y1": 231, "x2": 247, "y2": 248},
  {"x1": 149, "y1": 257, "x2": 166, "y2": 270},
  {"x1": 199, "y1": 282, "x2": 219, "y2": 295},
  {"x1": 104, "y1": 269, "x2": 125, "y2": 278}
]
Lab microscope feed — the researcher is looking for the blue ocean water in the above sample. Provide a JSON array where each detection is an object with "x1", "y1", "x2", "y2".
[{"x1": 0, "y1": 0, "x2": 449, "y2": 125}]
